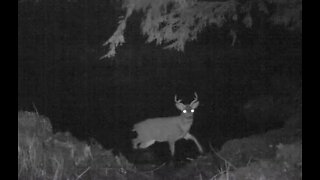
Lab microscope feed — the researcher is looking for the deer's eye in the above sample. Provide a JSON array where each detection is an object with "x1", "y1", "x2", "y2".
[
  {"x1": 191, "y1": 109, "x2": 195, "y2": 113},
  {"x1": 183, "y1": 110, "x2": 187, "y2": 113}
]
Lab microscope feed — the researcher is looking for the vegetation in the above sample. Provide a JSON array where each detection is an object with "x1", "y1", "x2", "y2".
[
  {"x1": 18, "y1": 0, "x2": 302, "y2": 58},
  {"x1": 104, "y1": 0, "x2": 302, "y2": 58},
  {"x1": 18, "y1": 111, "x2": 140, "y2": 180}
]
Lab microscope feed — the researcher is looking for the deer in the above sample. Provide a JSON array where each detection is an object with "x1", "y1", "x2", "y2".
[{"x1": 131, "y1": 92, "x2": 203, "y2": 156}]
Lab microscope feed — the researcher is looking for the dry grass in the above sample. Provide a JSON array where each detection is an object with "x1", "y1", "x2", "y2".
[{"x1": 18, "y1": 111, "x2": 142, "y2": 180}]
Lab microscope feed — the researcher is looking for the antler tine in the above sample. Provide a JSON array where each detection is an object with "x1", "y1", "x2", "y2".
[
  {"x1": 190, "y1": 92, "x2": 198, "y2": 105},
  {"x1": 174, "y1": 94, "x2": 182, "y2": 103}
]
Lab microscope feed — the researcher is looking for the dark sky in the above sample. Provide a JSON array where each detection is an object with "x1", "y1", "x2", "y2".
[{"x1": 18, "y1": 0, "x2": 301, "y2": 159}]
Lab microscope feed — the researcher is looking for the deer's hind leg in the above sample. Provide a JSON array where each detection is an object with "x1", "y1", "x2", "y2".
[
  {"x1": 132, "y1": 138, "x2": 139, "y2": 149},
  {"x1": 139, "y1": 139, "x2": 156, "y2": 149}
]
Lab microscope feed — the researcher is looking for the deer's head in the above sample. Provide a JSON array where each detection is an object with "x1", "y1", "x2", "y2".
[{"x1": 175, "y1": 92, "x2": 199, "y2": 119}]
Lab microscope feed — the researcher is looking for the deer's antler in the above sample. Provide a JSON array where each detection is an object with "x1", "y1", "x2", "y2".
[
  {"x1": 174, "y1": 95, "x2": 182, "y2": 104},
  {"x1": 190, "y1": 92, "x2": 198, "y2": 106}
]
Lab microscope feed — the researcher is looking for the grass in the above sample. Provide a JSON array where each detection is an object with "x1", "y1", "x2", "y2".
[{"x1": 18, "y1": 111, "x2": 140, "y2": 180}]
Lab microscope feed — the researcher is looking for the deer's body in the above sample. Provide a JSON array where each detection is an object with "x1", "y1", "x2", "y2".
[
  {"x1": 133, "y1": 115, "x2": 193, "y2": 144},
  {"x1": 132, "y1": 93, "x2": 203, "y2": 156}
]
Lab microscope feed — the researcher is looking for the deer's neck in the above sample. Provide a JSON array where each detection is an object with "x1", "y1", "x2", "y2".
[
  {"x1": 180, "y1": 115, "x2": 193, "y2": 124},
  {"x1": 177, "y1": 115, "x2": 193, "y2": 133},
  {"x1": 183, "y1": 115, "x2": 193, "y2": 121}
]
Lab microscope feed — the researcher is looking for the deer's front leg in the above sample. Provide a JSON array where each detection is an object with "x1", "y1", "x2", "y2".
[
  {"x1": 184, "y1": 133, "x2": 203, "y2": 153},
  {"x1": 168, "y1": 141, "x2": 176, "y2": 156}
]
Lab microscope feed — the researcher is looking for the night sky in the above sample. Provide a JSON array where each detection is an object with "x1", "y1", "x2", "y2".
[{"x1": 18, "y1": 0, "x2": 302, "y2": 160}]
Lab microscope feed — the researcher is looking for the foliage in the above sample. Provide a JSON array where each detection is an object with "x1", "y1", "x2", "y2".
[
  {"x1": 103, "y1": 0, "x2": 302, "y2": 58},
  {"x1": 218, "y1": 127, "x2": 301, "y2": 166},
  {"x1": 18, "y1": 111, "x2": 146, "y2": 180},
  {"x1": 215, "y1": 142, "x2": 302, "y2": 180}
]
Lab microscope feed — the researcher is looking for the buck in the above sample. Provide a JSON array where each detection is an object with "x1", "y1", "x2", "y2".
[{"x1": 132, "y1": 93, "x2": 203, "y2": 156}]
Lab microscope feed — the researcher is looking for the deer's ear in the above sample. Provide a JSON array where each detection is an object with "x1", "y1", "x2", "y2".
[
  {"x1": 175, "y1": 103, "x2": 186, "y2": 111},
  {"x1": 191, "y1": 101, "x2": 199, "y2": 109}
]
